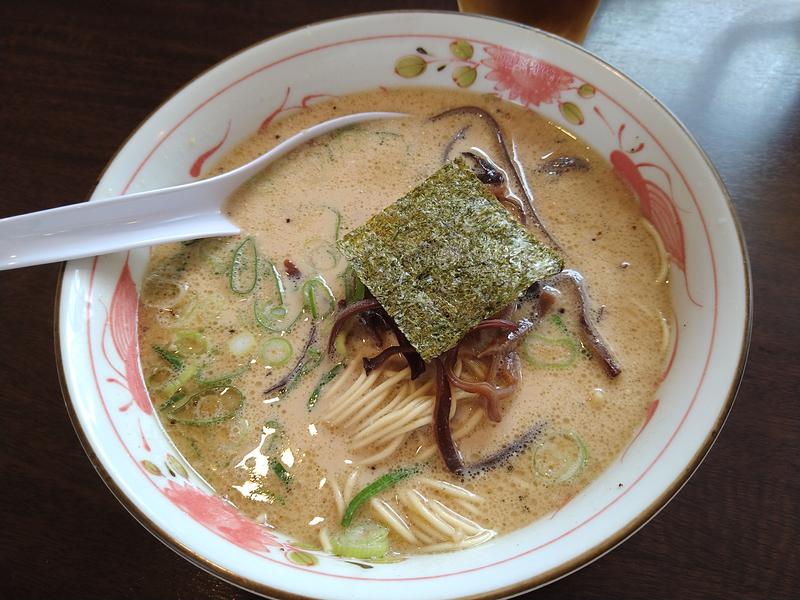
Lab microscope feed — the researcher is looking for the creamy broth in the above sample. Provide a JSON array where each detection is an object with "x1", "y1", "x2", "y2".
[{"x1": 138, "y1": 88, "x2": 672, "y2": 555}]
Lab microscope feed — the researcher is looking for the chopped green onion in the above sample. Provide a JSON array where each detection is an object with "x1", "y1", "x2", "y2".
[
  {"x1": 331, "y1": 521, "x2": 389, "y2": 560},
  {"x1": 254, "y1": 301, "x2": 300, "y2": 333},
  {"x1": 533, "y1": 430, "x2": 589, "y2": 483},
  {"x1": 195, "y1": 363, "x2": 248, "y2": 387},
  {"x1": 158, "y1": 391, "x2": 188, "y2": 412},
  {"x1": 334, "y1": 331, "x2": 348, "y2": 358},
  {"x1": 153, "y1": 344, "x2": 183, "y2": 370},
  {"x1": 342, "y1": 466, "x2": 420, "y2": 527},
  {"x1": 147, "y1": 366, "x2": 172, "y2": 387},
  {"x1": 550, "y1": 314, "x2": 591, "y2": 358},
  {"x1": 174, "y1": 330, "x2": 208, "y2": 356},
  {"x1": 260, "y1": 337, "x2": 293, "y2": 367},
  {"x1": 168, "y1": 385, "x2": 244, "y2": 425},
  {"x1": 302, "y1": 277, "x2": 335, "y2": 319},
  {"x1": 327, "y1": 206, "x2": 343, "y2": 240},
  {"x1": 229, "y1": 237, "x2": 258, "y2": 295},
  {"x1": 307, "y1": 363, "x2": 343, "y2": 411},
  {"x1": 270, "y1": 459, "x2": 293, "y2": 486},
  {"x1": 263, "y1": 420, "x2": 285, "y2": 453},
  {"x1": 521, "y1": 334, "x2": 579, "y2": 369},
  {"x1": 267, "y1": 260, "x2": 286, "y2": 305},
  {"x1": 156, "y1": 363, "x2": 199, "y2": 402},
  {"x1": 342, "y1": 265, "x2": 366, "y2": 304}
]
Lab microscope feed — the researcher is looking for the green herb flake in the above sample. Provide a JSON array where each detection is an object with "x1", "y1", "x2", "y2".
[{"x1": 337, "y1": 159, "x2": 563, "y2": 360}]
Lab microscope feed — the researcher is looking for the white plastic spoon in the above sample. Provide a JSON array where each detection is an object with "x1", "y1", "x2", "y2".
[{"x1": 0, "y1": 111, "x2": 405, "y2": 270}]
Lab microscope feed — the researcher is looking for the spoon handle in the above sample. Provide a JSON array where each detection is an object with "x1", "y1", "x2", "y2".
[
  {"x1": 0, "y1": 111, "x2": 405, "y2": 270},
  {"x1": 0, "y1": 187, "x2": 240, "y2": 270}
]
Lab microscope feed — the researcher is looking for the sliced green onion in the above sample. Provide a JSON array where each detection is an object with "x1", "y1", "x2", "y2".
[
  {"x1": 270, "y1": 459, "x2": 293, "y2": 486},
  {"x1": 342, "y1": 466, "x2": 420, "y2": 527},
  {"x1": 195, "y1": 363, "x2": 248, "y2": 387},
  {"x1": 331, "y1": 521, "x2": 389, "y2": 560},
  {"x1": 354, "y1": 278, "x2": 366, "y2": 302},
  {"x1": 147, "y1": 366, "x2": 172, "y2": 388},
  {"x1": 141, "y1": 274, "x2": 188, "y2": 310},
  {"x1": 153, "y1": 344, "x2": 183, "y2": 370},
  {"x1": 260, "y1": 337, "x2": 293, "y2": 367},
  {"x1": 302, "y1": 277, "x2": 335, "y2": 320},
  {"x1": 229, "y1": 237, "x2": 258, "y2": 295},
  {"x1": 533, "y1": 430, "x2": 589, "y2": 483},
  {"x1": 168, "y1": 385, "x2": 244, "y2": 425},
  {"x1": 267, "y1": 260, "x2": 286, "y2": 305},
  {"x1": 307, "y1": 363, "x2": 343, "y2": 411},
  {"x1": 254, "y1": 301, "x2": 300, "y2": 333},
  {"x1": 334, "y1": 331, "x2": 348, "y2": 358},
  {"x1": 550, "y1": 314, "x2": 591, "y2": 358},
  {"x1": 342, "y1": 265, "x2": 366, "y2": 304},
  {"x1": 159, "y1": 391, "x2": 190, "y2": 412},
  {"x1": 174, "y1": 330, "x2": 208, "y2": 356},
  {"x1": 327, "y1": 206, "x2": 343, "y2": 240},
  {"x1": 306, "y1": 240, "x2": 340, "y2": 271},
  {"x1": 156, "y1": 363, "x2": 199, "y2": 402},
  {"x1": 521, "y1": 334, "x2": 579, "y2": 369},
  {"x1": 263, "y1": 420, "x2": 285, "y2": 453}
]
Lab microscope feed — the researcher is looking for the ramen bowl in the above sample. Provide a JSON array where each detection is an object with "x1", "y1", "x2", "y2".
[{"x1": 56, "y1": 11, "x2": 750, "y2": 599}]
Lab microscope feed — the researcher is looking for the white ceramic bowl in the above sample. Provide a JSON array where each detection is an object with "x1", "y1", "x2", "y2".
[{"x1": 56, "y1": 11, "x2": 750, "y2": 600}]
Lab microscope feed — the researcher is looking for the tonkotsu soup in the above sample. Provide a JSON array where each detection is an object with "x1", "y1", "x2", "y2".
[{"x1": 138, "y1": 88, "x2": 673, "y2": 559}]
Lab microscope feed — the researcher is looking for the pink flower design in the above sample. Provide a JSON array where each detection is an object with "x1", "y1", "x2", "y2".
[
  {"x1": 482, "y1": 46, "x2": 574, "y2": 107},
  {"x1": 163, "y1": 481, "x2": 281, "y2": 553},
  {"x1": 106, "y1": 260, "x2": 152, "y2": 414}
]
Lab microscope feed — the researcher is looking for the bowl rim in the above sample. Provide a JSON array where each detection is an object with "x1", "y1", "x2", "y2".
[{"x1": 53, "y1": 9, "x2": 753, "y2": 599}]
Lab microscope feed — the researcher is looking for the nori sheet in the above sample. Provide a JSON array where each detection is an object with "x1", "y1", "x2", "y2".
[{"x1": 337, "y1": 158, "x2": 563, "y2": 361}]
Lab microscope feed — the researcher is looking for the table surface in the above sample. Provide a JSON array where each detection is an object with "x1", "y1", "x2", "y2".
[{"x1": 1, "y1": 1, "x2": 797, "y2": 598}]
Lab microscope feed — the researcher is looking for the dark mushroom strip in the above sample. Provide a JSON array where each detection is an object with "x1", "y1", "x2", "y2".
[
  {"x1": 442, "y1": 126, "x2": 469, "y2": 163},
  {"x1": 430, "y1": 106, "x2": 560, "y2": 248},
  {"x1": 362, "y1": 344, "x2": 415, "y2": 375},
  {"x1": 545, "y1": 269, "x2": 622, "y2": 378},
  {"x1": 462, "y1": 152, "x2": 529, "y2": 224},
  {"x1": 539, "y1": 155, "x2": 590, "y2": 176},
  {"x1": 327, "y1": 296, "x2": 426, "y2": 379},
  {"x1": 444, "y1": 344, "x2": 517, "y2": 423},
  {"x1": 461, "y1": 151, "x2": 504, "y2": 184},
  {"x1": 477, "y1": 284, "x2": 556, "y2": 358},
  {"x1": 264, "y1": 324, "x2": 318, "y2": 396},
  {"x1": 326, "y1": 298, "x2": 381, "y2": 354},
  {"x1": 433, "y1": 358, "x2": 544, "y2": 477},
  {"x1": 468, "y1": 318, "x2": 519, "y2": 334},
  {"x1": 387, "y1": 318, "x2": 426, "y2": 380}
]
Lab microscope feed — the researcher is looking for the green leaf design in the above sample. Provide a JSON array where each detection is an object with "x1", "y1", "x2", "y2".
[
  {"x1": 449, "y1": 39, "x2": 474, "y2": 60},
  {"x1": 452, "y1": 65, "x2": 477, "y2": 88},
  {"x1": 166, "y1": 453, "x2": 189, "y2": 479},
  {"x1": 578, "y1": 83, "x2": 596, "y2": 98},
  {"x1": 141, "y1": 459, "x2": 162, "y2": 476},
  {"x1": 560, "y1": 102, "x2": 585, "y2": 126},
  {"x1": 395, "y1": 55, "x2": 426, "y2": 78},
  {"x1": 287, "y1": 550, "x2": 319, "y2": 566}
]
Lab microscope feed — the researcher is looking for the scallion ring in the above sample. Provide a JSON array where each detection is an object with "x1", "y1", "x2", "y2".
[
  {"x1": 229, "y1": 237, "x2": 258, "y2": 295},
  {"x1": 260, "y1": 337, "x2": 293, "y2": 367},
  {"x1": 168, "y1": 385, "x2": 245, "y2": 426},
  {"x1": 533, "y1": 430, "x2": 589, "y2": 483}
]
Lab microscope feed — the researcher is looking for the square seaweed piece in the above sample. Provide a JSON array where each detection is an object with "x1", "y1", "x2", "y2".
[{"x1": 337, "y1": 159, "x2": 563, "y2": 361}]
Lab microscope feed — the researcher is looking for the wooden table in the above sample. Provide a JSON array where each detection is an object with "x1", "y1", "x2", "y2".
[{"x1": 1, "y1": 1, "x2": 796, "y2": 598}]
